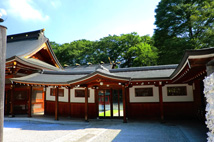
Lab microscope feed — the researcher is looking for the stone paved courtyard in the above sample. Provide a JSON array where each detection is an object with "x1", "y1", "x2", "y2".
[{"x1": 3, "y1": 118, "x2": 207, "y2": 142}]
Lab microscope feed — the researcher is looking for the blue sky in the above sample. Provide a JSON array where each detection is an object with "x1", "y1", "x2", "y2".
[{"x1": 1, "y1": 0, "x2": 160, "y2": 44}]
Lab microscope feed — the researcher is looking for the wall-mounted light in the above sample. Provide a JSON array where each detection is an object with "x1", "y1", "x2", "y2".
[{"x1": 100, "y1": 82, "x2": 103, "y2": 85}]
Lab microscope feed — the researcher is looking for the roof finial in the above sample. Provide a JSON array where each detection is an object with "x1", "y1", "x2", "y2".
[{"x1": 87, "y1": 62, "x2": 92, "y2": 65}]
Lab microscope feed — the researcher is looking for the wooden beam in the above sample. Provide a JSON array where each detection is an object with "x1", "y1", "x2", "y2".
[
  {"x1": 85, "y1": 86, "x2": 89, "y2": 122},
  {"x1": 28, "y1": 86, "x2": 32, "y2": 117},
  {"x1": 55, "y1": 87, "x2": 59, "y2": 120},
  {"x1": 5, "y1": 74, "x2": 14, "y2": 79},
  {"x1": 158, "y1": 84, "x2": 164, "y2": 121},
  {"x1": 122, "y1": 86, "x2": 127, "y2": 123}
]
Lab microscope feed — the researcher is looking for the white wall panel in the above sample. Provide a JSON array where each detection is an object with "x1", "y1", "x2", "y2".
[
  {"x1": 162, "y1": 84, "x2": 193, "y2": 102},
  {"x1": 129, "y1": 85, "x2": 159, "y2": 103},
  {"x1": 46, "y1": 86, "x2": 68, "y2": 102},
  {"x1": 70, "y1": 88, "x2": 95, "y2": 103}
]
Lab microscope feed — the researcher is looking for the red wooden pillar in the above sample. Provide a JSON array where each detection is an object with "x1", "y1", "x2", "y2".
[
  {"x1": 95, "y1": 89, "x2": 99, "y2": 118},
  {"x1": 55, "y1": 87, "x2": 59, "y2": 120},
  {"x1": 28, "y1": 86, "x2": 32, "y2": 117},
  {"x1": 85, "y1": 86, "x2": 88, "y2": 122},
  {"x1": 122, "y1": 86, "x2": 127, "y2": 123},
  {"x1": 44, "y1": 86, "x2": 46, "y2": 115},
  {"x1": 68, "y1": 87, "x2": 71, "y2": 117},
  {"x1": 158, "y1": 82, "x2": 164, "y2": 121},
  {"x1": 10, "y1": 85, "x2": 14, "y2": 117}
]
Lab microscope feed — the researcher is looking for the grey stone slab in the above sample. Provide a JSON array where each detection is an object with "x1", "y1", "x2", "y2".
[{"x1": 3, "y1": 118, "x2": 207, "y2": 142}]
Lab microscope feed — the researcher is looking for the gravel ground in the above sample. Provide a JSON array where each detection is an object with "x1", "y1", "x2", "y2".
[{"x1": 3, "y1": 119, "x2": 207, "y2": 142}]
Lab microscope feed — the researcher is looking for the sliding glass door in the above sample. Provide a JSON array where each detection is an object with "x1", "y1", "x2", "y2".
[{"x1": 98, "y1": 89, "x2": 123, "y2": 118}]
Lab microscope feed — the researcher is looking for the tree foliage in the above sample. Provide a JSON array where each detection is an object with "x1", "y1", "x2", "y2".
[
  {"x1": 154, "y1": 0, "x2": 214, "y2": 64},
  {"x1": 51, "y1": 33, "x2": 158, "y2": 68}
]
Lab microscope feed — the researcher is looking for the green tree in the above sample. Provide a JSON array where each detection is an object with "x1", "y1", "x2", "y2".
[
  {"x1": 51, "y1": 40, "x2": 95, "y2": 66},
  {"x1": 120, "y1": 34, "x2": 158, "y2": 67},
  {"x1": 51, "y1": 33, "x2": 158, "y2": 68},
  {"x1": 154, "y1": 0, "x2": 214, "y2": 64}
]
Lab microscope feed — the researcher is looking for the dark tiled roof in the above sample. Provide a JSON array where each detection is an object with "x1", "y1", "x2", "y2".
[
  {"x1": 64, "y1": 63, "x2": 112, "y2": 72},
  {"x1": 7, "y1": 29, "x2": 47, "y2": 59},
  {"x1": 111, "y1": 64, "x2": 177, "y2": 80},
  {"x1": 6, "y1": 36, "x2": 47, "y2": 59},
  {"x1": 110, "y1": 64, "x2": 177, "y2": 72},
  {"x1": 6, "y1": 29, "x2": 63, "y2": 70},
  {"x1": 11, "y1": 64, "x2": 176, "y2": 84},
  {"x1": 11, "y1": 73, "x2": 85, "y2": 85},
  {"x1": 170, "y1": 47, "x2": 214, "y2": 78},
  {"x1": 18, "y1": 57, "x2": 61, "y2": 71},
  {"x1": 7, "y1": 29, "x2": 44, "y2": 42},
  {"x1": 114, "y1": 69, "x2": 175, "y2": 80}
]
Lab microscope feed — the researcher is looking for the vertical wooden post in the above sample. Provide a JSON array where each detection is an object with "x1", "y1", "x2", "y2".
[
  {"x1": 0, "y1": 24, "x2": 7, "y2": 142},
  {"x1": 55, "y1": 87, "x2": 59, "y2": 120},
  {"x1": 68, "y1": 87, "x2": 71, "y2": 117},
  {"x1": 43, "y1": 86, "x2": 46, "y2": 115},
  {"x1": 125, "y1": 87, "x2": 129, "y2": 118},
  {"x1": 159, "y1": 83, "x2": 164, "y2": 121},
  {"x1": 28, "y1": 86, "x2": 32, "y2": 117},
  {"x1": 122, "y1": 86, "x2": 127, "y2": 123},
  {"x1": 10, "y1": 85, "x2": 14, "y2": 117},
  {"x1": 95, "y1": 89, "x2": 99, "y2": 118},
  {"x1": 118, "y1": 90, "x2": 120, "y2": 117},
  {"x1": 85, "y1": 86, "x2": 88, "y2": 122}
]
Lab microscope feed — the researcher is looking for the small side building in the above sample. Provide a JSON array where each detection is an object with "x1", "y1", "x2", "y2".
[{"x1": 5, "y1": 29, "x2": 62, "y2": 116}]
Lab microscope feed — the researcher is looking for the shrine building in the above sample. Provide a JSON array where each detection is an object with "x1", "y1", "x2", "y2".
[{"x1": 5, "y1": 29, "x2": 213, "y2": 122}]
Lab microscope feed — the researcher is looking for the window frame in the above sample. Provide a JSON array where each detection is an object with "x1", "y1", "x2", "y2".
[
  {"x1": 135, "y1": 87, "x2": 153, "y2": 97},
  {"x1": 50, "y1": 88, "x2": 64, "y2": 97},
  {"x1": 75, "y1": 89, "x2": 90, "y2": 98}
]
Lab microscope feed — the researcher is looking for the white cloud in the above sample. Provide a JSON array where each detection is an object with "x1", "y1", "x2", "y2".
[
  {"x1": 109, "y1": 18, "x2": 156, "y2": 36},
  {"x1": 7, "y1": 0, "x2": 49, "y2": 22}
]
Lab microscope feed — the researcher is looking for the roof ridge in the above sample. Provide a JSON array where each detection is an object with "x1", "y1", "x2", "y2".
[
  {"x1": 110, "y1": 64, "x2": 178, "y2": 72},
  {"x1": 7, "y1": 29, "x2": 45, "y2": 42}
]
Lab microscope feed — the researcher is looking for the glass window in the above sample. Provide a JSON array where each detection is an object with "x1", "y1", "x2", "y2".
[
  {"x1": 50, "y1": 88, "x2": 64, "y2": 97},
  {"x1": 75, "y1": 89, "x2": 90, "y2": 97},
  {"x1": 135, "y1": 88, "x2": 153, "y2": 97},
  {"x1": 167, "y1": 86, "x2": 187, "y2": 96}
]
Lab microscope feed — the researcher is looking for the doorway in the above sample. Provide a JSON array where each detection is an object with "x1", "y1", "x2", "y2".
[{"x1": 98, "y1": 89, "x2": 123, "y2": 118}]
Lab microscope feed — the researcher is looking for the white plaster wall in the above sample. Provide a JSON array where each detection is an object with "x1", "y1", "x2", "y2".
[
  {"x1": 46, "y1": 86, "x2": 55, "y2": 101},
  {"x1": 70, "y1": 88, "x2": 95, "y2": 103},
  {"x1": 59, "y1": 87, "x2": 68, "y2": 102},
  {"x1": 46, "y1": 86, "x2": 68, "y2": 102},
  {"x1": 162, "y1": 84, "x2": 193, "y2": 102},
  {"x1": 129, "y1": 85, "x2": 159, "y2": 103}
]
